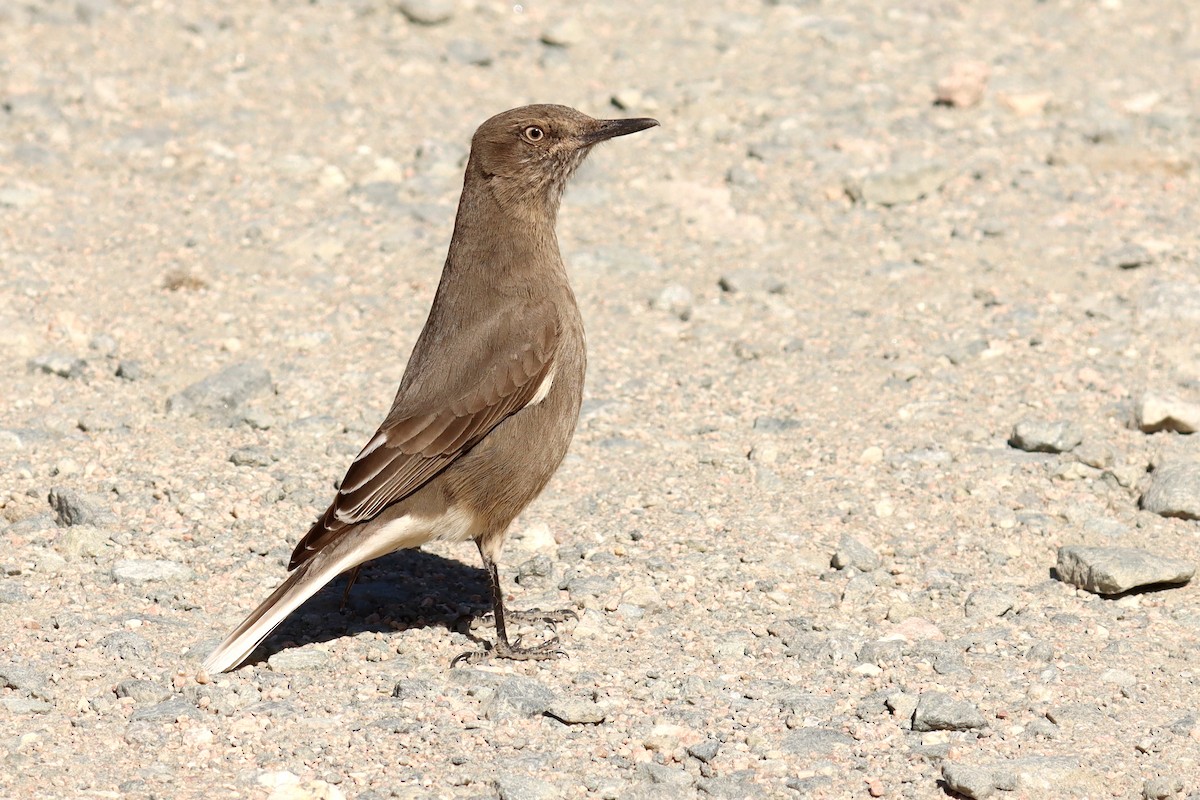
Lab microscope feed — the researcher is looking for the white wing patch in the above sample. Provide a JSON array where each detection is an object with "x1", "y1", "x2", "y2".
[{"x1": 526, "y1": 365, "x2": 557, "y2": 408}]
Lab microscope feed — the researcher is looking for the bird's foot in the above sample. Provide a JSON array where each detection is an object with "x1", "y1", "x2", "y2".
[{"x1": 451, "y1": 635, "x2": 568, "y2": 667}]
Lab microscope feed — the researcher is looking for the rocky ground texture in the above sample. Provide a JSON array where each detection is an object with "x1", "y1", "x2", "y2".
[{"x1": 2, "y1": 1, "x2": 1200, "y2": 798}]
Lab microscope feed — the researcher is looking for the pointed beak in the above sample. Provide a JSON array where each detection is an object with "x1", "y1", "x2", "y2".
[{"x1": 582, "y1": 117, "x2": 660, "y2": 145}]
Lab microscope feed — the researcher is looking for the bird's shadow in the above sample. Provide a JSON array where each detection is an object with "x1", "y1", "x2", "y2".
[{"x1": 245, "y1": 548, "x2": 493, "y2": 666}]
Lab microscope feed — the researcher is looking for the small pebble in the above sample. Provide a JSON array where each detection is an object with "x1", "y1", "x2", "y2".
[
  {"x1": 1008, "y1": 419, "x2": 1083, "y2": 454},
  {"x1": 831, "y1": 534, "x2": 881, "y2": 571}
]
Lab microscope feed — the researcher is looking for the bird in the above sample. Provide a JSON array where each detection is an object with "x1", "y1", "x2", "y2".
[{"x1": 202, "y1": 104, "x2": 659, "y2": 673}]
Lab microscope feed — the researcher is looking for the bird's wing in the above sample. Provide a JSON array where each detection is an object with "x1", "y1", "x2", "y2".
[{"x1": 288, "y1": 315, "x2": 560, "y2": 569}]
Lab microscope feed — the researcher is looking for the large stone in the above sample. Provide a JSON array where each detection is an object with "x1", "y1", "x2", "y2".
[
  {"x1": 1056, "y1": 546, "x2": 1194, "y2": 594},
  {"x1": 166, "y1": 362, "x2": 272, "y2": 423},
  {"x1": 942, "y1": 763, "x2": 996, "y2": 799},
  {"x1": 912, "y1": 692, "x2": 986, "y2": 731},
  {"x1": 1141, "y1": 462, "x2": 1200, "y2": 519},
  {"x1": 484, "y1": 676, "x2": 555, "y2": 721},
  {"x1": 1137, "y1": 392, "x2": 1200, "y2": 434}
]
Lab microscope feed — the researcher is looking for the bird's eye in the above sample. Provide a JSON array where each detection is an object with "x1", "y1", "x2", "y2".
[{"x1": 523, "y1": 125, "x2": 545, "y2": 142}]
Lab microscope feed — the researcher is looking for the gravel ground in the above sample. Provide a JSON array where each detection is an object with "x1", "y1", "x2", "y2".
[{"x1": 2, "y1": 1, "x2": 1200, "y2": 798}]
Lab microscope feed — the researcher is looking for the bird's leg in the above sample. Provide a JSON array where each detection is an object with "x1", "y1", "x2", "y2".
[
  {"x1": 339, "y1": 565, "x2": 361, "y2": 611},
  {"x1": 452, "y1": 542, "x2": 570, "y2": 665}
]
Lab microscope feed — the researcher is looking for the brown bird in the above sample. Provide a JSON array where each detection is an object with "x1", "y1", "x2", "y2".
[{"x1": 203, "y1": 105, "x2": 658, "y2": 673}]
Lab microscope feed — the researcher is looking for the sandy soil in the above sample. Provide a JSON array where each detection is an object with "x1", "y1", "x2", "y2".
[{"x1": 2, "y1": 1, "x2": 1199, "y2": 798}]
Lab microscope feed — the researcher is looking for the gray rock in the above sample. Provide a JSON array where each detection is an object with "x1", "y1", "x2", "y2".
[
  {"x1": 182, "y1": 683, "x2": 259, "y2": 716},
  {"x1": 1073, "y1": 443, "x2": 1115, "y2": 469},
  {"x1": 989, "y1": 756, "x2": 1104, "y2": 794},
  {"x1": 717, "y1": 268, "x2": 786, "y2": 295},
  {"x1": 688, "y1": 739, "x2": 720, "y2": 763},
  {"x1": 47, "y1": 487, "x2": 103, "y2": 526},
  {"x1": 115, "y1": 360, "x2": 144, "y2": 381},
  {"x1": 831, "y1": 534, "x2": 880, "y2": 571},
  {"x1": 1143, "y1": 777, "x2": 1184, "y2": 800},
  {"x1": 516, "y1": 554, "x2": 554, "y2": 586},
  {"x1": 2, "y1": 697, "x2": 52, "y2": 714},
  {"x1": 267, "y1": 649, "x2": 330, "y2": 671},
  {"x1": 1099, "y1": 243, "x2": 1153, "y2": 269},
  {"x1": 780, "y1": 727, "x2": 854, "y2": 755},
  {"x1": 229, "y1": 446, "x2": 275, "y2": 467},
  {"x1": 912, "y1": 691, "x2": 986, "y2": 731},
  {"x1": 638, "y1": 763, "x2": 693, "y2": 787},
  {"x1": 394, "y1": 0, "x2": 455, "y2": 25},
  {"x1": 484, "y1": 676, "x2": 555, "y2": 720},
  {"x1": 1137, "y1": 392, "x2": 1200, "y2": 434},
  {"x1": 28, "y1": 353, "x2": 86, "y2": 379},
  {"x1": 58, "y1": 526, "x2": 110, "y2": 559},
  {"x1": 847, "y1": 161, "x2": 951, "y2": 206},
  {"x1": 858, "y1": 638, "x2": 906, "y2": 666},
  {"x1": 0, "y1": 585, "x2": 29, "y2": 604},
  {"x1": 111, "y1": 560, "x2": 194, "y2": 585},
  {"x1": 494, "y1": 773, "x2": 558, "y2": 800},
  {"x1": 1008, "y1": 419, "x2": 1083, "y2": 454},
  {"x1": 942, "y1": 763, "x2": 996, "y2": 798},
  {"x1": 752, "y1": 416, "x2": 802, "y2": 432},
  {"x1": 165, "y1": 362, "x2": 273, "y2": 423},
  {"x1": 1141, "y1": 462, "x2": 1200, "y2": 519},
  {"x1": 651, "y1": 283, "x2": 694, "y2": 321},
  {"x1": 964, "y1": 588, "x2": 1014, "y2": 619},
  {"x1": 0, "y1": 664, "x2": 52, "y2": 699},
  {"x1": 886, "y1": 691, "x2": 919, "y2": 723},
  {"x1": 115, "y1": 679, "x2": 172, "y2": 705},
  {"x1": 99, "y1": 631, "x2": 152, "y2": 661},
  {"x1": 545, "y1": 698, "x2": 606, "y2": 724},
  {"x1": 130, "y1": 696, "x2": 199, "y2": 722},
  {"x1": 1056, "y1": 545, "x2": 1194, "y2": 594}
]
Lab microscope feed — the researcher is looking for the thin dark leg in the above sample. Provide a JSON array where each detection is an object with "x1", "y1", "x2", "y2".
[
  {"x1": 340, "y1": 565, "x2": 361, "y2": 611},
  {"x1": 451, "y1": 542, "x2": 571, "y2": 665}
]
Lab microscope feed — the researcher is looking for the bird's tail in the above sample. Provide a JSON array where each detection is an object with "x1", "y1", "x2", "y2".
[{"x1": 202, "y1": 555, "x2": 347, "y2": 674}]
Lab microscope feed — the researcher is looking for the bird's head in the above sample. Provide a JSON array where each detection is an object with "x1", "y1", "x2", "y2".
[{"x1": 468, "y1": 104, "x2": 659, "y2": 217}]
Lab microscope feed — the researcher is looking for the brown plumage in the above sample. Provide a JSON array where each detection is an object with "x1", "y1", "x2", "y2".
[{"x1": 203, "y1": 105, "x2": 658, "y2": 673}]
